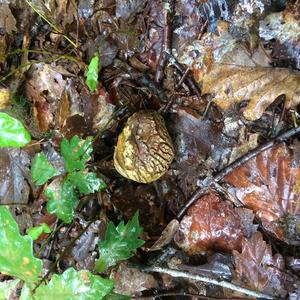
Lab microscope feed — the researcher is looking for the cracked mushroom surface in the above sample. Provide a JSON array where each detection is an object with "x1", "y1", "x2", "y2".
[{"x1": 114, "y1": 110, "x2": 174, "y2": 183}]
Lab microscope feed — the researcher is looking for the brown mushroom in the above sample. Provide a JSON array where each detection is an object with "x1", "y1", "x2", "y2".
[{"x1": 114, "y1": 110, "x2": 174, "y2": 183}]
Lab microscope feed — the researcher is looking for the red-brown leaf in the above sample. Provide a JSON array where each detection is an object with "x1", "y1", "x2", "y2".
[
  {"x1": 174, "y1": 192, "x2": 246, "y2": 253},
  {"x1": 233, "y1": 232, "x2": 291, "y2": 298},
  {"x1": 225, "y1": 143, "x2": 300, "y2": 243}
]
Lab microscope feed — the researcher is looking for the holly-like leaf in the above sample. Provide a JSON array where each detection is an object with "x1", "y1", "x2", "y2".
[
  {"x1": 27, "y1": 223, "x2": 52, "y2": 240},
  {"x1": 20, "y1": 268, "x2": 114, "y2": 300},
  {"x1": 60, "y1": 135, "x2": 93, "y2": 173},
  {"x1": 0, "y1": 279, "x2": 20, "y2": 299},
  {"x1": 95, "y1": 212, "x2": 145, "y2": 272},
  {"x1": 0, "y1": 206, "x2": 42, "y2": 282},
  {"x1": 0, "y1": 112, "x2": 31, "y2": 147},
  {"x1": 31, "y1": 153, "x2": 60, "y2": 185},
  {"x1": 67, "y1": 171, "x2": 107, "y2": 194},
  {"x1": 45, "y1": 178, "x2": 79, "y2": 224},
  {"x1": 86, "y1": 54, "x2": 99, "y2": 93}
]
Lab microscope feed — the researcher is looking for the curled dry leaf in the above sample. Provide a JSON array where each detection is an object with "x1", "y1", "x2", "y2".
[
  {"x1": 174, "y1": 192, "x2": 246, "y2": 254},
  {"x1": 148, "y1": 219, "x2": 179, "y2": 251},
  {"x1": 180, "y1": 21, "x2": 300, "y2": 120},
  {"x1": 233, "y1": 232, "x2": 292, "y2": 298},
  {"x1": 225, "y1": 143, "x2": 300, "y2": 244}
]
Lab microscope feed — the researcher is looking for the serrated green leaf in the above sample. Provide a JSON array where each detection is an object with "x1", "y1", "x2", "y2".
[
  {"x1": 95, "y1": 212, "x2": 144, "y2": 272},
  {"x1": 85, "y1": 54, "x2": 99, "y2": 93},
  {"x1": 27, "y1": 223, "x2": 52, "y2": 240},
  {"x1": 67, "y1": 171, "x2": 107, "y2": 194},
  {"x1": 0, "y1": 206, "x2": 42, "y2": 282},
  {"x1": 22, "y1": 268, "x2": 114, "y2": 300},
  {"x1": 61, "y1": 136, "x2": 93, "y2": 173},
  {"x1": 31, "y1": 153, "x2": 60, "y2": 185},
  {"x1": 45, "y1": 178, "x2": 79, "y2": 223},
  {"x1": 0, "y1": 279, "x2": 20, "y2": 300},
  {"x1": 0, "y1": 112, "x2": 31, "y2": 148}
]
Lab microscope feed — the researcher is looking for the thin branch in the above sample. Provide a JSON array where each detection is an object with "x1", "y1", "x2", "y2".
[
  {"x1": 155, "y1": 0, "x2": 174, "y2": 83},
  {"x1": 142, "y1": 266, "x2": 274, "y2": 299},
  {"x1": 177, "y1": 125, "x2": 300, "y2": 219},
  {"x1": 165, "y1": 52, "x2": 203, "y2": 102}
]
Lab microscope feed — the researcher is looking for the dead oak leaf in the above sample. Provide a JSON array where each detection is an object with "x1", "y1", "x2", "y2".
[
  {"x1": 225, "y1": 143, "x2": 300, "y2": 244},
  {"x1": 233, "y1": 232, "x2": 292, "y2": 298},
  {"x1": 174, "y1": 192, "x2": 246, "y2": 254},
  {"x1": 181, "y1": 21, "x2": 300, "y2": 120},
  {"x1": 200, "y1": 63, "x2": 300, "y2": 121}
]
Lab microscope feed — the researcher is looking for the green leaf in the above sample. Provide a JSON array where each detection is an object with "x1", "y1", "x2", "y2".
[
  {"x1": 45, "y1": 178, "x2": 79, "y2": 223},
  {"x1": 67, "y1": 171, "x2": 107, "y2": 194},
  {"x1": 0, "y1": 206, "x2": 42, "y2": 282},
  {"x1": 0, "y1": 112, "x2": 31, "y2": 148},
  {"x1": 27, "y1": 223, "x2": 52, "y2": 240},
  {"x1": 86, "y1": 54, "x2": 99, "y2": 93},
  {"x1": 95, "y1": 212, "x2": 144, "y2": 272},
  {"x1": 0, "y1": 279, "x2": 20, "y2": 300},
  {"x1": 31, "y1": 153, "x2": 60, "y2": 185},
  {"x1": 61, "y1": 135, "x2": 93, "y2": 173},
  {"x1": 23, "y1": 268, "x2": 114, "y2": 300}
]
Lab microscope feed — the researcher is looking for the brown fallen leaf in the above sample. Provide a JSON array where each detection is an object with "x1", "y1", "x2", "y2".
[
  {"x1": 174, "y1": 192, "x2": 246, "y2": 254},
  {"x1": 233, "y1": 232, "x2": 293, "y2": 298},
  {"x1": 110, "y1": 262, "x2": 158, "y2": 296},
  {"x1": 225, "y1": 143, "x2": 300, "y2": 244},
  {"x1": 148, "y1": 219, "x2": 179, "y2": 251},
  {"x1": 180, "y1": 21, "x2": 300, "y2": 120}
]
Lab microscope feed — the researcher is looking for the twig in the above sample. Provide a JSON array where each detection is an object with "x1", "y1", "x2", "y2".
[
  {"x1": 142, "y1": 266, "x2": 274, "y2": 299},
  {"x1": 33, "y1": 218, "x2": 96, "y2": 291},
  {"x1": 177, "y1": 125, "x2": 300, "y2": 219},
  {"x1": 135, "y1": 291, "x2": 245, "y2": 299},
  {"x1": 176, "y1": 66, "x2": 191, "y2": 89},
  {"x1": 164, "y1": 52, "x2": 203, "y2": 102},
  {"x1": 25, "y1": 0, "x2": 77, "y2": 48},
  {"x1": 155, "y1": 0, "x2": 174, "y2": 83}
]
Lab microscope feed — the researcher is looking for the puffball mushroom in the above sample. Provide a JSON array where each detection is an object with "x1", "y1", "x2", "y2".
[{"x1": 114, "y1": 110, "x2": 174, "y2": 183}]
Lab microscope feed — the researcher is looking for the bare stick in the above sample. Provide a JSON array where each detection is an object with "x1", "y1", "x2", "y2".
[
  {"x1": 143, "y1": 266, "x2": 274, "y2": 299},
  {"x1": 177, "y1": 125, "x2": 300, "y2": 219},
  {"x1": 155, "y1": 0, "x2": 174, "y2": 83}
]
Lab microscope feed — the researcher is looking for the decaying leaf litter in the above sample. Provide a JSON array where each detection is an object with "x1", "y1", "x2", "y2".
[{"x1": 0, "y1": 0, "x2": 300, "y2": 299}]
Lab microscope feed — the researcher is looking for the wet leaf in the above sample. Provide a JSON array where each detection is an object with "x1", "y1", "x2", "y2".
[
  {"x1": 31, "y1": 153, "x2": 60, "y2": 185},
  {"x1": 174, "y1": 192, "x2": 246, "y2": 254},
  {"x1": 61, "y1": 135, "x2": 93, "y2": 173},
  {"x1": 181, "y1": 21, "x2": 300, "y2": 120},
  {"x1": 233, "y1": 232, "x2": 291, "y2": 298},
  {"x1": 45, "y1": 178, "x2": 79, "y2": 224},
  {"x1": 95, "y1": 212, "x2": 145, "y2": 272},
  {"x1": 0, "y1": 148, "x2": 31, "y2": 204},
  {"x1": 0, "y1": 4, "x2": 17, "y2": 34},
  {"x1": 0, "y1": 206, "x2": 42, "y2": 282},
  {"x1": 110, "y1": 262, "x2": 158, "y2": 296},
  {"x1": 86, "y1": 54, "x2": 99, "y2": 93},
  {"x1": 225, "y1": 143, "x2": 300, "y2": 243},
  {"x1": 27, "y1": 223, "x2": 52, "y2": 241},
  {"x1": 0, "y1": 279, "x2": 20, "y2": 299},
  {"x1": 21, "y1": 268, "x2": 114, "y2": 300},
  {"x1": 67, "y1": 171, "x2": 107, "y2": 194},
  {"x1": 0, "y1": 112, "x2": 31, "y2": 148}
]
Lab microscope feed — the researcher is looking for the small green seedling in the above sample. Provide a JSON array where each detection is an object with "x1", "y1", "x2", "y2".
[
  {"x1": 85, "y1": 54, "x2": 99, "y2": 93},
  {"x1": 27, "y1": 223, "x2": 52, "y2": 240}
]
